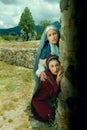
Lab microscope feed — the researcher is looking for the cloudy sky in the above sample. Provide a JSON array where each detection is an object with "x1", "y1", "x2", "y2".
[{"x1": 0, "y1": 0, "x2": 61, "y2": 29}]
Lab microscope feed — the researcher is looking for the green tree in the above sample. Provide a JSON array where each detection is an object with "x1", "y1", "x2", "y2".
[
  {"x1": 40, "y1": 20, "x2": 52, "y2": 33},
  {"x1": 19, "y1": 7, "x2": 35, "y2": 41},
  {"x1": 36, "y1": 20, "x2": 51, "y2": 40}
]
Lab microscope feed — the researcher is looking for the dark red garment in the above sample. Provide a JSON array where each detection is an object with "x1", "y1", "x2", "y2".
[{"x1": 31, "y1": 70, "x2": 60, "y2": 122}]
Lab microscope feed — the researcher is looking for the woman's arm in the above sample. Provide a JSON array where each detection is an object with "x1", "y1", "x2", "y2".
[{"x1": 36, "y1": 59, "x2": 47, "y2": 81}]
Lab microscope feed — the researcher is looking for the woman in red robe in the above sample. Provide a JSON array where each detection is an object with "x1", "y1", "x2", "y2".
[{"x1": 31, "y1": 54, "x2": 63, "y2": 122}]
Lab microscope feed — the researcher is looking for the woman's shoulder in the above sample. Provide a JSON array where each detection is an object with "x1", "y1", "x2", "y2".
[
  {"x1": 40, "y1": 43, "x2": 51, "y2": 59},
  {"x1": 45, "y1": 70, "x2": 52, "y2": 76},
  {"x1": 44, "y1": 70, "x2": 54, "y2": 85}
]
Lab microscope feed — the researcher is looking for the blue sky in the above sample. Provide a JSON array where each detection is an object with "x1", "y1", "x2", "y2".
[{"x1": 0, "y1": 0, "x2": 61, "y2": 29}]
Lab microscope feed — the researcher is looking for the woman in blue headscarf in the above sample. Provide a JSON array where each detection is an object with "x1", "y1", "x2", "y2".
[{"x1": 33, "y1": 24, "x2": 60, "y2": 92}]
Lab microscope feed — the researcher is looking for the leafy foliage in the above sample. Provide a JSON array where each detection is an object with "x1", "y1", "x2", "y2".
[
  {"x1": 35, "y1": 20, "x2": 52, "y2": 39},
  {"x1": 19, "y1": 7, "x2": 35, "y2": 41},
  {"x1": 39, "y1": 20, "x2": 51, "y2": 35},
  {"x1": 40, "y1": 20, "x2": 52, "y2": 32}
]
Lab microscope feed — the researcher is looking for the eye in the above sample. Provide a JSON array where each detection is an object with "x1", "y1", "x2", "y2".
[
  {"x1": 53, "y1": 32, "x2": 57, "y2": 35},
  {"x1": 48, "y1": 34, "x2": 51, "y2": 37},
  {"x1": 50, "y1": 65, "x2": 54, "y2": 68}
]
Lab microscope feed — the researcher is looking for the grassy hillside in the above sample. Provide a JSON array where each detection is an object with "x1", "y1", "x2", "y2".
[
  {"x1": 0, "y1": 61, "x2": 56, "y2": 130},
  {"x1": 0, "y1": 61, "x2": 34, "y2": 130}
]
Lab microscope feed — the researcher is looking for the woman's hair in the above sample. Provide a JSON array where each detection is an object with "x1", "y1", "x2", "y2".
[{"x1": 46, "y1": 54, "x2": 60, "y2": 67}]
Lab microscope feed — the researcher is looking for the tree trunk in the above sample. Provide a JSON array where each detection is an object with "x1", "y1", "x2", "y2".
[{"x1": 55, "y1": 0, "x2": 87, "y2": 130}]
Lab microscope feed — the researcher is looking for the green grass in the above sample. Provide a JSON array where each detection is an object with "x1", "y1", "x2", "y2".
[
  {"x1": 0, "y1": 61, "x2": 34, "y2": 130},
  {"x1": 0, "y1": 61, "x2": 55, "y2": 130},
  {"x1": 0, "y1": 61, "x2": 33, "y2": 93}
]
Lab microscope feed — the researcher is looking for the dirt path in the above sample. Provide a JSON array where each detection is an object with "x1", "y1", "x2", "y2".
[{"x1": 0, "y1": 61, "x2": 57, "y2": 130}]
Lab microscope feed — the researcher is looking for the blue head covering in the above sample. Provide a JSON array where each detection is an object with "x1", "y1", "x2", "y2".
[{"x1": 33, "y1": 24, "x2": 60, "y2": 88}]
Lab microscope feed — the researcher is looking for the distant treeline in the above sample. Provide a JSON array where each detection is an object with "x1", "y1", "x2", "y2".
[{"x1": 0, "y1": 21, "x2": 60, "y2": 36}]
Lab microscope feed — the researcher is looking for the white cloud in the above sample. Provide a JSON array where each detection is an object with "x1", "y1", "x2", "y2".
[
  {"x1": 0, "y1": 20, "x2": 4, "y2": 26},
  {"x1": 0, "y1": 0, "x2": 61, "y2": 29},
  {"x1": 0, "y1": 0, "x2": 21, "y2": 5}
]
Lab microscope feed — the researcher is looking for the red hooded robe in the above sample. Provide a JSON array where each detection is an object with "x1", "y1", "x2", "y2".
[{"x1": 31, "y1": 70, "x2": 60, "y2": 122}]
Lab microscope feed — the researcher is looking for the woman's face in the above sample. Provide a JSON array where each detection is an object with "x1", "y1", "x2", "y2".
[
  {"x1": 46, "y1": 29, "x2": 59, "y2": 44},
  {"x1": 48, "y1": 60, "x2": 60, "y2": 75}
]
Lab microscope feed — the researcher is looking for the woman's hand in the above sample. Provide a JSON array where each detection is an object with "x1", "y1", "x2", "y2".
[
  {"x1": 56, "y1": 70, "x2": 63, "y2": 85},
  {"x1": 40, "y1": 71, "x2": 47, "y2": 81}
]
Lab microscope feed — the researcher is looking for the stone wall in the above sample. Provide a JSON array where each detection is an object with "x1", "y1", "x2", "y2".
[{"x1": 0, "y1": 47, "x2": 37, "y2": 69}]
